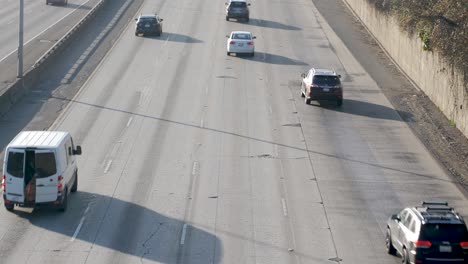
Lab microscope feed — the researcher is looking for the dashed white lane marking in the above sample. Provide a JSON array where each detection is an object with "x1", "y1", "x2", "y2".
[
  {"x1": 180, "y1": 224, "x2": 188, "y2": 245},
  {"x1": 200, "y1": 118, "x2": 204, "y2": 128},
  {"x1": 192, "y1": 161, "x2": 199, "y2": 176},
  {"x1": 104, "y1": 160, "x2": 113, "y2": 174},
  {"x1": 281, "y1": 198, "x2": 288, "y2": 217},
  {"x1": 126, "y1": 117, "x2": 133, "y2": 127},
  {"x1": 70, "y1": 204, "x2": 90, "y2": 242}
]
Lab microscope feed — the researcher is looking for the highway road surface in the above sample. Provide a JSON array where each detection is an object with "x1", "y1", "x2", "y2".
[
  {"x1": 0, "y1": 0, "x2": 102, "y2": 61},
  {"x1": 0, "y1": 0, "x2": 467, "y2": 263}
]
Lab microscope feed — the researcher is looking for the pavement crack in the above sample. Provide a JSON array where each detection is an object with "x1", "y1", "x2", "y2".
[{"x1": 140, "y1": 222, "x2": 164, "y2": 263}]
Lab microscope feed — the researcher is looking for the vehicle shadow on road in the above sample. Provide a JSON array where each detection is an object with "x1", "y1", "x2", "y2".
[
  {"x1": 312, "y1": 99, "x2": 413, "y2": 122},
  {"x1": 147, "y1": 32, "x2": 203, "y2": 44},
  {"x1": 240, "y1": 52, "x2": 308, "y2": 66},
  {"x1": 47, "y1": 96, "x2": 458, "y2": 184},
  {"x1": 10, "y1": 191, "x2": 222, "y2": 263},
  {"x1": 249, "y1": 18, "x2": 302, "y2": 30}
]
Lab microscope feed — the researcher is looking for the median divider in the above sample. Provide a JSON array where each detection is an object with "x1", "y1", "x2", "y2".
[{"x1": 0, "y1": 0, "x2": 106, "y2": 117}]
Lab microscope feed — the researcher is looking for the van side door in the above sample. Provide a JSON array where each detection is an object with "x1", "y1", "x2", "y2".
[
  {"x1": 34, "y1": 150, "x2": 59, "y2": 203},
  {"x1": 4, "y1": 149, "x2": 25, "y2": 203}
]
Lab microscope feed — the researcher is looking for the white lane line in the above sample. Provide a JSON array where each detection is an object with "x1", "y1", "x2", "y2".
[
  {"x1": 200, "y1": 118, "x2": 204, "y2": 128},
  {"x1": 70, "y1": 203, "x2": 91, "y2": 242},
  {"x1": 70, "y1": 217, "x2": 85, "y2": 242},
  {"x1": 104, "y1": 160, "x2": 113, "y2": 174},
  {"x1": 192, "y1": 161, "x2": 199, "y2": 176},
  {"x1": 269, "y1": 106, "x2": 273, "y2": 115},
  {"x1": 281, "y1": 198, "x2": 288, "y2": 217},
  {"x1": 180, "y1": 224, "x2": 188, "y2": 245},
  {"x1": 126, "y1": 117, "x2": 133, "y2": 127},
  {"x1": 0, "y1": 0, "x2": 94, "y2": 63}
]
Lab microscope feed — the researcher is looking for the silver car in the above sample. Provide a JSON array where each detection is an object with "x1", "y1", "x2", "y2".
[{"x1": 226, "y1": 31, "x2": 256, "y2": 57}]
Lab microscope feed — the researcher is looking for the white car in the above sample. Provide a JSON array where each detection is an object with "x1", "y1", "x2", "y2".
[{"x1": 226, "y1": 31, "x2": 256, "y2": 57}]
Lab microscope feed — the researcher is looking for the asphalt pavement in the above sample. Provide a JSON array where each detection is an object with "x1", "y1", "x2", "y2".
[{"x1": 0, "y1": 0, "x2": 467, "y2": 263}]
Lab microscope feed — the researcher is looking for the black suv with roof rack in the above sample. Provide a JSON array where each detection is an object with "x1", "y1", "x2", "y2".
[{"x1": 386, "y1": 201, "x2": 468, "y2": 263}]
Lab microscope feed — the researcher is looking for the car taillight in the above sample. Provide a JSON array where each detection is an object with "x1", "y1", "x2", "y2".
[
  {"x1": 460, "y1": 242, "x2": 468, "y2": 249},
  {"x1": 414, "y1": 240, "x2": 432, "y2": 248},
  {"x1": 2, "y1": 175, "x2": 5, "y2": 190},
  {"x1": 230, "y1": 41, "x2": 236, "y2": 45},
  {"x1": 247, "y1": 41, "x2": 254, "y2": 45},
  {"x1": 57, "y1": 175, "x2": 63, "y2": 191}
]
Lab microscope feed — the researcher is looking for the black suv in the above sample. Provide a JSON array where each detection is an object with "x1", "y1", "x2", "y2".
[
  {"x1": 135, "y1": 14, "x2": 163, "y2": 37},
  {"x1": 386, "y1": 201, "x2": 468, "y2": 264},
  {"x1": 225, "y1": 0, "x2": 250, "y2": 22}
]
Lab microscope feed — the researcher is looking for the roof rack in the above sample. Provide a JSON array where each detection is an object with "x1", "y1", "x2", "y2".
[{"x1": 422, "y1": 201, "x2": 448, "y2": 206}]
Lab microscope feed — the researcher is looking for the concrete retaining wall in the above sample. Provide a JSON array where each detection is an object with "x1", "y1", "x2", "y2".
[{"x1": 342, "y1": 0, "x2": 468, "y2": 138}]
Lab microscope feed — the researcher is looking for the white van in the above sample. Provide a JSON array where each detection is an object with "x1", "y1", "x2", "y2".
[{"x1": 2, "y1": 131, "x2": 81, "y2": 212}]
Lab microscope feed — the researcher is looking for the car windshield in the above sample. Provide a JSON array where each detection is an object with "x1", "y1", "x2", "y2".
[
  {"x1": 420, "y1": 224, "x2": 468, "y2": 241},
  {"x1": 232, "y1": 33, "x2": 251, "y2": 40},
  {"x1": 312, "y1": 75, "x2": 340, "y2": 86},
  {"x1": 230, "y1": 2, "x2": 247, "y2": 8}
]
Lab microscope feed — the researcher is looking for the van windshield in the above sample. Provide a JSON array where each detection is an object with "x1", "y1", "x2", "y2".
[
  {"x1": 35, "y1": 152, "x2": 57, "y2": 178},
  {"x1": 7, "y1": 152, "x2": 24, "y2": 178}
]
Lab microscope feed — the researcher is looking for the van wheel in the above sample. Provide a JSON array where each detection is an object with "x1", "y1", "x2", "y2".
[
  {"x1": 305, "y1": 97, "x2": 311, "y2": 105},
  {"x1": 226, "y1": 16, "x2": 229, "y2": 21},
  {"x1": 402, "y1": 248, "x2": 409, "y2": 264},
  {"x1": 386, "y1": 229, "x2": 396, "y2": 255},
  {"x1": 71, "y1": 173, "x2": 78, "y2": 193},
  {"x1": 5, "y1": 204, "x2": 14, "y2": 212},
  {"x1": 59, "y1": 190, "x2": 68, "y2": 212}
]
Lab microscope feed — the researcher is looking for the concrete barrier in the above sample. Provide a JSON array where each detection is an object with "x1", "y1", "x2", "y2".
[
  {"x1": 342, "y1": 0, "x2": 468, "y2": 138},
  {"x1": 0, "y1": 0, "x2": 106, "y2": 117}
]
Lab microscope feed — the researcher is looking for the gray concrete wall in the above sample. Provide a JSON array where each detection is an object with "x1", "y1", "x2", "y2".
[{"x1": 342, "y1": 0, "x2": 468, "y2": 138}]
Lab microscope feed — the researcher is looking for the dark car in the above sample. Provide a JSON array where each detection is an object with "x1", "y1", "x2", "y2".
[
  {"x1": 225, "y1": 0, "x2": 250, "y2": 22},
  {"x1": 135, "y1": 14, "x2": 163, "y2": 37},
  {"x1": 301, "y1": 68, "x2": 343, "y2": 106},
  {"x1": 386, "y1": 201, "x2": 468, "y2": 264},
  {"x1": 46, "y1": 0, "x2": 67, "y2": 5}
]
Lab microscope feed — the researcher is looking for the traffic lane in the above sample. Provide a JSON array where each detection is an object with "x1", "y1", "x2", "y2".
[
  {"x1": 0, "y1": 0, "x2": 95, "y2": 61},
  {"x1": 0, "y1": 0, "x2": 102, "y2": 93},
  {"x1": 8, "y1": 0, "x2": 223, "y2": 262},
  {"x1": 285, "y1": 0, "x2": 468, "y2": 263},
  {"x1": 0, "y1": 0, "x2": 143, "y2": 164}
]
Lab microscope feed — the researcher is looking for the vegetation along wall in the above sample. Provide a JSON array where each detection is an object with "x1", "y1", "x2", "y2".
[{"x1": 343, "y1": 0, "x2": 468, "y2": 137}]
